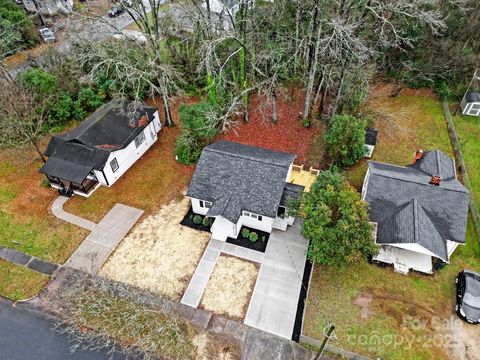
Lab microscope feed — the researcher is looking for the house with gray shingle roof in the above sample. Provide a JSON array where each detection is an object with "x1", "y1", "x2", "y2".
[
  {"x1": 362, "y1": 149, "x2": 470, "y2": 274},
  {"x1": 187, "y1": 140, "x2": 304, "y2": 241}
]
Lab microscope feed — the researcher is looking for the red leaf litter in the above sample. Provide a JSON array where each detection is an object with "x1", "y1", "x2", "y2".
[{"x1": 218, "y1": 88, "x2": 319, "y2": 165}]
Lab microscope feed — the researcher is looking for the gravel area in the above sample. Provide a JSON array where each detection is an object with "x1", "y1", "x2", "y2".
[
  {"x1": 200, "y1": 255, "x2": 259, "y2": 320},
  {"x1": 100, "y1": 197, "x2": 211, "y2": 301}
]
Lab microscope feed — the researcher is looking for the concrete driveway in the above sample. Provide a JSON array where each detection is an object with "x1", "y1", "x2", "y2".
[
  {"x1": 244, "y1": 221, "x2": 309, "y2": 339},
  {"x1": 181, "y1": 221, "x2": 309, "y2": 340}
]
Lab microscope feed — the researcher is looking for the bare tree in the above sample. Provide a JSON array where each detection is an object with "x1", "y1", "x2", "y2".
[{"x1": 0, "y1": 81, "x2": 52, "y2": 162}]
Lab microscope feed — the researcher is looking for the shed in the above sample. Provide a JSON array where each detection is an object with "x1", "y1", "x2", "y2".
[
  {"x1": 460, "y1": 92, "x2": 480, "y2": 117},
  {"x1": 364, "y1": 128, "x2": 378, "y2": 158}
]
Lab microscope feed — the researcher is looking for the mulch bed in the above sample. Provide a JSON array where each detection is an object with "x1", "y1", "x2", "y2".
[
  {"x1": 217, "y1": 88, "x2": 321, "y2": 165},
  {"x1": 226, "y1": 226, "x2": 270, "y2": 253},
  {"x1": 292, "y1": 257, "x2": 313, "y2": 342},
  {"x1": 180, "y1": 206, "x2": 211, "y2": 233}
]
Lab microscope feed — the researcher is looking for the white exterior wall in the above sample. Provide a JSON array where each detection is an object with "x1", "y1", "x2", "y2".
[
  {"x1": 361, "y1": 168, "x2": 370, "y2": 200},
  {"x1": 101, "y1": 113, "x2": 161, "y2": 186},
  {"x1": 239, "y1": 213, "x2": 274, "y2": 233},
  {"x1": 447, "y1": 240, "x2": 460, "y2": 258},
  {"x1": 191, "y1": 198, "x2": 209, "y2": 215},
  {"x1": 374, "y1": 245, "x2": 433, "y2": 274},
  {"x1": 211, "y1": 217, "x2": 238, "y2": 241},
  {"x1": 461, "y1": 101, "x2": 480, "y2": 116}
]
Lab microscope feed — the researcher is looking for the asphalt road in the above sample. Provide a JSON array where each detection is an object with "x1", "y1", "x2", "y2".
[{"x1": 0, "y1": 298, "x2": 127, "y2": 360}]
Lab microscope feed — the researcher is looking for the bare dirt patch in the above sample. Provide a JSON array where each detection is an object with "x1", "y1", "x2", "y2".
[
  {"x1": 353, "y1": 292, "x2": 374, "y2": 319},
  {"x1": 193, "y1": 333, "x2": 240, "y2": 360},
  {"x1": 200, "y1": 254, "x2": 259, "y2": 320},
  {"x1": 100, "y1": 196, "x2": 210, "y2": 301}
]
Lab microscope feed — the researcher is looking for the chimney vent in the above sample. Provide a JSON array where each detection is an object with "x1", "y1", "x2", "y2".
[
  {"x1": 430, "y1": 175, "x2": 441, "y2": 186},
  {"x1": 413, "y1": 149, "x2": 424, "y2": 163}
]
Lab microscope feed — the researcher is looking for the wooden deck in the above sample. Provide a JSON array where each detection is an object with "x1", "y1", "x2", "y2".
[{"x1": 288, "y1": 165, "x2": 319, "y2": 192}]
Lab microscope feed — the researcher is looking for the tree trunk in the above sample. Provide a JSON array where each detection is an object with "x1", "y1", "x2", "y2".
[
  {"x1": 163, "y1": 93, "x2": 174, "y2": 127},
  {"x1": 271, "y1": 88, "x2": 278, "y2": 123},
  {"x1": 31, "y1": 139, "x2": 47, "y2": 163},
  {"x1": 302, "y1": 10, "x2": 322, "y2": 120},
  {"x1": 331, "y1": 68, "x2": 346, "y2": 116}
]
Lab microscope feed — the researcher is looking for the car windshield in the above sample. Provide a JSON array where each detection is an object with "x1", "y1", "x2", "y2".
[{"x1": 464, "y1": 275, "x2": 480, "y2": 309}]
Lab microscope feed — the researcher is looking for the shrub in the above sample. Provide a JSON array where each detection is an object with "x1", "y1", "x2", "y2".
[
  {"x1": 290, "y1": 169, "x2": 377, "y2": 268},
  {"x1": 175, "y1": 101, "x2": 218, "y2": 165},
  {"x1": 193, "y1": 215, "x2": 203, "y2": 224},
  {"x1": 202, "y1": 217, "x2": 210, "y2": 227},
  {"x1": 19, "y1": 68, "x2": 58, "y2": 96},
  {"x1": 249, "y1": 232, "x2": 259, "y2": 243},
  {"x1": 75, "y1": 87, "x2": 104, "y2": 113},
  {"x1": 324, "y1": 114, "x2": 367, "y2": 167},
  {"x1": 261, "y1": 235, "x2": 266, "y2": 242},
  {"x1": 41, "y1": 177, "x2": 51, "y2": 188},
  {"x1": 241, "y1": 228, "x2": 250, "y2": 238},
  {"x1": 188, "y1": 214, "x2": 193, "y2": 221},
  {"x1": 175, "y1": 131, "x2": 202, "y2": 165}
]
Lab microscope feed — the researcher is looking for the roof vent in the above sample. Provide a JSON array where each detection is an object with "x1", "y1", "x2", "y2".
[
  {"x1": 430, "y1": 175, "x2": 441, "y2": 186},
  {"x1": 413, "y1": 149, "x2": 424, "y2": 163}
]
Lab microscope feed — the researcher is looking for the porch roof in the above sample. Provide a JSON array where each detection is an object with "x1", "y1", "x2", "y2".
[{"x1": 39, "y1": 157, "x2": 92, "y2": 184}]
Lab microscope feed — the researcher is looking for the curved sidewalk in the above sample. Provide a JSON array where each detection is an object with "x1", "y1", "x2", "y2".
[
  {"x1": 51, "y1": 196, "x2": 97, "y2": 231},
  {"x1": 51, "y1": 196, "x2": 144, "y2": 274}
]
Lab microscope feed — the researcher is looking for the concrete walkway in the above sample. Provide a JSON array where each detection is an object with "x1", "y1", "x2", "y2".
[
  {"x1": 244, "y1": 221, "x2": 309, "y2": 339},
  {"x1": 51, "y1": 196, "x2": 96, "y2": 231},
  {"x1": 65, "y1": 204, "x2": 143, "y2": 274},
  {"x1": 181, "y1": 221, "x2": 308, "y2": 340}
]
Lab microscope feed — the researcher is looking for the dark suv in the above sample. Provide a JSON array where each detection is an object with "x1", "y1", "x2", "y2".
[
  {"x1": 456, "y1": 270, "x2": 480, "y2": 324},
  {"x1": 108, "y1": 6, "x2": 125, "y2": 17}
]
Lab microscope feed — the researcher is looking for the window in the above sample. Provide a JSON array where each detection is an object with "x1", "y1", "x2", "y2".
[
  {"x1": 134, "y1": 131, "x2": 146, "y2": 148},
  {"x1": 199, "y1": 200, "x2": 212, "y2": 208},
  {"x1": 471, "y1": 104, "x2": 480, "y2": 111},
  {"x1": 110, "y1": 158, "x2": 119, "y2": 173},
  {"x1": 243, "y1": 211, "x2": 262, "y2": 221}
]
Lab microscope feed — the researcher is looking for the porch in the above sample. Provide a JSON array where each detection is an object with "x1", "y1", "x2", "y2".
[
  {"x1": 46, "y1": 175, "x2": 100, "y2": 197},
  {"x1": 288, "y1": 164, "x2": 319, "y2": 192}
]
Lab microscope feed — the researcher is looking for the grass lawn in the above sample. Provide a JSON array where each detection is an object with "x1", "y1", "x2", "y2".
[
  {"x1": 0, "y1": 260, "x2": 49, "y2": 301},
  {"x1": 450, "y1": 110, "x2": 480, "y2": 205},
  {"x1": 304, "y1": 84, "x2": 480, "y2": 359},
  {"x1": 0, "y1": 145, "x2": 87, "y2": 263}
]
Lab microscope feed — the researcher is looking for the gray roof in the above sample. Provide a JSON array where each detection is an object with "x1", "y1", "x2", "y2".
[
  {"x1": 364, "y1": 150, "x2": 470, "y2": 261},
  {"x1": 187, "y1": 140, "x2": 297, "y2": 223},
  {"x1": 465, "y1": 92, "x2": 480, "y2": 103}
]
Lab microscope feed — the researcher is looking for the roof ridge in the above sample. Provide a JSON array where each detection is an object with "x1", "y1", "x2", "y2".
[
  {"x1": 205, "y1": 146, "x2": 293, "y2": 168},
  {"x1": 369, "y1": 163, "x2": 468, "y2": 194}
]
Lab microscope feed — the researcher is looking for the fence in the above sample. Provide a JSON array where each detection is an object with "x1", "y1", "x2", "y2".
[{"x1": 442, "y1": 100, "x2": 480, "y2": 242}]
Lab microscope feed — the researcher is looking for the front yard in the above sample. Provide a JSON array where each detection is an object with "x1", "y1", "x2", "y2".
[
  {"x1": 100, "y1": 197, "x2": 211, "y2": 301},
  {"x1": 0, "y1": 260, "x2": 49, "y2": 300},
  {"x1": 303, "y1": 85, "x2": 480, "y2": 359}
]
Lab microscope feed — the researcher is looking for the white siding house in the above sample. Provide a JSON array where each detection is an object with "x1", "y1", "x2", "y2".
[
  {"x1": 362, "y1": 149, "x2": 470, "y2": 274},
  {"x1": 40, "y1": 100, "x2": 161, "y2": 197},
  {"x1": 187, "y1": 141, "x2": 302, "y2": 241}
]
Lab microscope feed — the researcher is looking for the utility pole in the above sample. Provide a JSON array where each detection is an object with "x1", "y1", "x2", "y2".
[{"x1": 314, "y1": 323, "x2": 335, "y2": 360}]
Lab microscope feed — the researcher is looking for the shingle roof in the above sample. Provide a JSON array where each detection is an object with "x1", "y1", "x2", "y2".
[
  {"x1": 187, "y1": 140, "x2": 296, "y2": 223},
  {"x1": 364, "y1": 150, "x2": 470, "y2": 261},
  {"x1": 407, "y1": 149, "x2": 456, "y2": 180},
  {"x1": 40, "y1": 100, "x2": 157, "y2": 182},
  {"x1": 465, "y1": 92, "x2": 480, "y2": 103}
]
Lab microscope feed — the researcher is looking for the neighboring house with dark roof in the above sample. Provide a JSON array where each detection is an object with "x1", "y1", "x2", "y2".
[
  {"x1": 40, "y1": 100, "x2": 161, "y2": 197},
  {"x1": 23, "y1": 0, "x2": 73, "y2": 15},
  {"x1": 362, "y1": 149, "x2": 470, "y2": 274},
  {"x1": 460, "y1": 92, "x2": 480, "y2": 117},
  {"x1": 187, "y1": 140, "x2": 304, "y2": 241}
]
